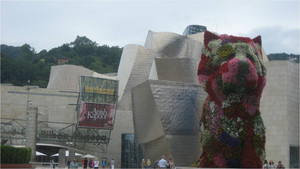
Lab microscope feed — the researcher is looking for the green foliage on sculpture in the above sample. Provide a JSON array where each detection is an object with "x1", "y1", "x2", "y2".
[{"x1": 195, "y1": 31, "x2": 267, "y2": 168}]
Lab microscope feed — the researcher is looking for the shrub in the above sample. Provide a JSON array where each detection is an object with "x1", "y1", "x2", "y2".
[{"x1": 1, "y1": 145, "x2": 31, "y2": 164}]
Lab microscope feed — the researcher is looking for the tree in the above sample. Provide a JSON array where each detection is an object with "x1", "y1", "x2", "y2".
[{"x1": 1, "y1": 36, "x2": 123, "y2": 88}]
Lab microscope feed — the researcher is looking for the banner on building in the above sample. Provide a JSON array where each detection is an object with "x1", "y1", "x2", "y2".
[
  {"x1": 79, "y1": 76, "x2": 118, "y2": 104},
  {"x1": 78, "y1": 76, "x2": 118, "y2": 128},
  {"x1": 78, "y1": 102, "x2": 116, "y2": 129}
]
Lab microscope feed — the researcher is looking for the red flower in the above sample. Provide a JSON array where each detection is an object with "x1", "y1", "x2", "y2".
[
  {"x1": 241, "y1": 125, "x2": 262, "y2": 168},
  {"x1": 199, "y1": 152, "x2": 214, "y2": 168},
  {"x1": 206, "y1": 72, "x2": 223, "y2": 106},
  {"x1": 219, "y1": 62, "x2": 229, "y2": 73},
  {"x1": 229, "y1": 35, "x2": 252, "y2": 44},
  {"x1": 254, "y1": 76, "x2": 266, "y2": 97},
  {"x1": 197, "y1": 54, "x2": 210, "y2": 76},
  {"x1": 204, "y1": 31, "x2": 220, "y2": 50}
]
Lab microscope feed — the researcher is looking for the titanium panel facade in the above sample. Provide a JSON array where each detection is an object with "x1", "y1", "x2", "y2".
[
  {"x1": 132, "y1": 80, "x2": 206, "y2": 166},
  {"x1": 130, "y1": 31, "x2": 208, "y2": 166}
]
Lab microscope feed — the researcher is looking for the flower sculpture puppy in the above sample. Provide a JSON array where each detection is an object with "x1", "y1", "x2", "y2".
[{"x1": 197, "y1": 31, "x2": 266, "y2": 168}]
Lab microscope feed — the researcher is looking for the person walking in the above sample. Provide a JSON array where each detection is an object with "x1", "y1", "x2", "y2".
[
  {"x1": 88, "y1": 159, "x2": 94, "y2": 169},
  {"x1": 83, "y1": 158, "x2": 88, "y2": 169},
  {"x1": 67, "y1": 160, "x2": 71, "y2": 169},
  {"x1": 110, "y1": 159, "x2": 115, "y2": 169},
  {"x1": 141, "y1": 159, "x2": 146, "y2": 169},
  {"x1": 269, "y1": 160, "x2": 276, "y2": 169},
  {"x1": 94, "y1": 158, "x2": 100, "y2": 169},
  {"x1": 153, "y1": 160, "x2": 159, "y2": 169},
  {"x1": 276, "y1": 161, "x2": 285, "y2": 169},
  {"x1": 102, "y1": 159, "x2": 106, "y2": 169},
  {"x1": 50, "y1": 158, "x2": 55, "y2": 169},
  {"x1": 263, "y1": 160, "x2": 269, "y2": 169},
  {"x1": 168, "y1": 158, "x2": 175, "y2": 169},
  {"x1": 70, "y1": 159, "x2": 79, "y2": 169},
  {"x1": 158, "y1": 155, "x2": 168, "y2": 168},
  {"x1": 146, "y1": 159, "x2": 151, "y2": 168}
]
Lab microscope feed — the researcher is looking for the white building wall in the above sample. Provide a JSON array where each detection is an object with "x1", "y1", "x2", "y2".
[
  {"x1": 287, "y1": 61, "x2": 299, "y2": 146},
  {"x1": 260, "y1": 61, "x2": 299, "y2": 167},
  {"x1": 287, "y1": 61, "x2": 300, "y2": 167}
]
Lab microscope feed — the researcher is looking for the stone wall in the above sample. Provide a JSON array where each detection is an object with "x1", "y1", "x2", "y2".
[
  {"x1": 1, "y1": 85, "x2": 78, "y2": 125},
  {"x1": 260, "y1": 61, "x2": 299, "y2": 167}
]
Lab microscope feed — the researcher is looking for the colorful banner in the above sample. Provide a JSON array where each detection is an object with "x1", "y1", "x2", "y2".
[
  {"x1": 78, "y1": 102, "x2": 116, "y2": 129},
  {"x1": 78, "y1": 76, "x2": 118, "y2": 128},
  {"x1": 79, "y1": 76, "x2": 118, "y2": 104}
]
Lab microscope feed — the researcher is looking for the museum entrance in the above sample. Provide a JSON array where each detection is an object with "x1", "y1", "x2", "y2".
[{"x1": 121, "y1": 133, "x2": 143, "y2": 168}]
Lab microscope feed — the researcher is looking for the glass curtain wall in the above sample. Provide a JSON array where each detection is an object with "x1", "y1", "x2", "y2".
[
  {"x1": 121, "y1": 133, "x2": 143, "y2": 168},
  {"x1": 290, "y1": 146, "x2": 299, "y2": 168}
]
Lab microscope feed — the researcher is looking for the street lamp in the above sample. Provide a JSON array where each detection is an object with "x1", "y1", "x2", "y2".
[{"x1": 24, "y1": 85, "x2": 38, "y2": 147}]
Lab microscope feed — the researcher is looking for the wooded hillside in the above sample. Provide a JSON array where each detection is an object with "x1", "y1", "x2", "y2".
[
  {"x1": 1, "y1": 36, "x2": 299, "y2": 88},
  {"x1": 1, "y1": 36, "x2": 122, "y2": 88}
]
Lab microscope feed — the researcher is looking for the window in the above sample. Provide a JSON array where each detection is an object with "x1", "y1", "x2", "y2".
[{"x1": 290, "y1": 146, "x2": 299, "y2": 168}]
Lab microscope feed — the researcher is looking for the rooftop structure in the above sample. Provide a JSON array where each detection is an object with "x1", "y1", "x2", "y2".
[{"x1": 183, "y1": 25, "x2": 207, "y2": 36}]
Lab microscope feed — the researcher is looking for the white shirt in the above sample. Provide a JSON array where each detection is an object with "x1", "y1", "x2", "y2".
[
  {"x1": 94, "y1": 161, "x2": 99, "y2": 168},
  {"x1": 110, "y1": 160, "x2": 115, "y2": 166},
  {"x1": 158, "y1": 159, "x2": 168, "y2": 168}
]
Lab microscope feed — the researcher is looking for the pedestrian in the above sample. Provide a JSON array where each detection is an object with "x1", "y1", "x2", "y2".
[
  {"x1": 263, "y1": 160, "x2": 268, "y2": 169},
  {"x1": 70, "y1": 159, "x2": 79, "y2": 169},
  {"x1": 276, "y1": 161, "x2": 285, "y2": 169},
  {"x1": 146, "y1": 159, "x2": 151, "y2": 168},
  {"x1": 168, "y1": 158, "x2": 175, "y2": 169},
  {"x1": 269, "y1": 160, "x2": 276, "y2": 169},
  {"x1": 67, "y1": 160, "x2": 71, "y2": 169},
  {"x1": 50, "y1": 158, "x2": 55, "y2": 169},
  {"x1": 102, "y1": 159, "x2": 106, "y2": 169},
  {"x1": 110, "y1": 159, "x2": 115, "y2": 169},
  {"x1": 94, "y1": 158, "x2": 100, "y2": 169},
  {"x1": 141, "y1": 159, "x2": 146, "y2": 169},
  {"x1": 158, "y1": 155, "x2": 168, "y2": 168},
  {"x1": 83, "y1": 158, "x2": 88, "y2": 169},
  {"x1": 153, "y1": 160, "x2": 159, "y2": 169},
  {"x1": 89, "y1": 159, "x2": 94, "y2": 169}
]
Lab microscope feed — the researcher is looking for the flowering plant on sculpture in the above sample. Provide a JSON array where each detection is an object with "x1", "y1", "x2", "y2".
[{"x1": 196, "y1": 31, "x2": 267, "y2": 168}]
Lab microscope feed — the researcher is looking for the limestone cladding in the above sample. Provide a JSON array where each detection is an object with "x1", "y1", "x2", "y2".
[
  {"x1": 1, "y1": 85, "x2": 78, "y2": 125},
  {"x1": 260, "y1": 61, "x2": 299, "y2": 167},
  {"x1": 47, "y1": 64, "x2": 115, "y2": 92}
]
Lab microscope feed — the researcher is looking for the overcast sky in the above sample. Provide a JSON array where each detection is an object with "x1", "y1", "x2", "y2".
[{"x1": 1, "y1": 0, "x2": 299, "y2": 54}]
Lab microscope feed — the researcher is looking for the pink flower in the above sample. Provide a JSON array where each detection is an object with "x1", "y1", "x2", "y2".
[
  {"x1": 213, "y1": 153, "x2": 228, "y2": 168},
  {"x1": 198, "y1": 75, "x2": 208, "y2": 85},
  {"x1": 242, "y1": 95, "x2": 259, "y2": 116},
  {"x1": 222, "y1": 58, "x2": 239, "y2": 83}
]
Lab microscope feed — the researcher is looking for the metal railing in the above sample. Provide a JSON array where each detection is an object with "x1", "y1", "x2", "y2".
[{"x1": 0, "y1": 118, "x2": 111, "y2": 153}]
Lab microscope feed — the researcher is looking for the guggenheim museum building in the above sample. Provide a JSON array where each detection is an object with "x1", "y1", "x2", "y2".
[{"x1": 1, "y1": 25, "x2": 299, "y2": 168}]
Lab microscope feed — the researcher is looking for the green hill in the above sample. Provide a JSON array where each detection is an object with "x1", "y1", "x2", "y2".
[
  {"x1": 267, "y1": 53, "x2": 299, "y2": 63},
  {"x1": 1, "y1": 36, "x2": 123, "y2": 88},
  {"x1": 1, "y1": 36, "x2": 299, "y2": 88}
]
